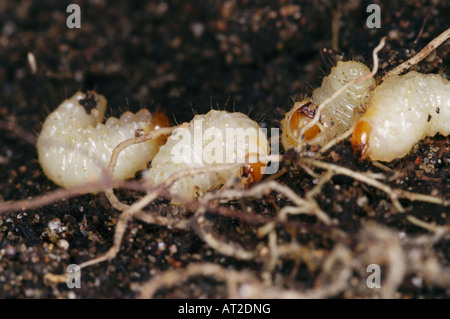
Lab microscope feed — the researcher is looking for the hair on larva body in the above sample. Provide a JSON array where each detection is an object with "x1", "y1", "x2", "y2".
[
  {"x1": 352, "y1": 71, "x2": 450, "y2": 162},
  {"x1": 145, "y1": 109, "x2": 270, "y2": 204},
  {"x1": 37, "y1": 91, "x2": 170, "y2": 189},
  {"x1": 281, "y1": 61, "x2": 376, "y2": 150}
]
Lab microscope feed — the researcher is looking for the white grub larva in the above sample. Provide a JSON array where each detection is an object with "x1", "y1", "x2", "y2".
[
  {"x1": 145, "y1": 109, "x2": 270, "y2": 204},
  {"x1": 281, "y1": 61, "x2": 376, "y2": 149},
  {"x1": 37, "y1": 91, "x2": 170, "y2": 189},
  {"x1": 352, "y1": 71, "x2": 450, "y2": 162}
]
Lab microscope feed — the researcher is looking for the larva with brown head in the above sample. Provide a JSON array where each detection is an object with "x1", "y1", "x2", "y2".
[
  {"x1": 145, "y1": 109, "x2": 270, "y2": 204},
  {"x1": 281, "y1": 61, "x2": 376, "y2": 150},
  {"x1": 352, "y1": 71, "x2": 450, "y2": 162},
  {"x1": 37, "y1": 91, "x2": 170, "y2": 189}
]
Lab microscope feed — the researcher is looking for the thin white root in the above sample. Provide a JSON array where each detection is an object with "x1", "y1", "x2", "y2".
[
  {"x1": 406, "y1": 215, "x2": 440, "y2": 233},
  {"x1": 139, "y1": 263, "x2": 260, "y2": 298},
  {"x1": 79, "y1": 190, "x2": 160, "y2": 269},
  {"x1": 80, "y1": 163, "x2": 244, "y2": 268},
  {"x1": 190, "y1": 215, "x2": 258, "y2": 261},
  {"x1": 139, "y1": 244, "x2": 353, "y2": 299},
  {"x1": 383, "y1": 28, "x2": 450, "y2": 79},
  {"x1": 300, "y1": 158, "x2": 449, "y2": 211},
  {"x1": 200, "y1": 180, "x2": 331, "y2": 225},
  {"x1": 0, "y1": 180, "x2": 112, "y2": 214},
  {"x1": 105, "y1": 126, "x2": 177, "y2": 211}
]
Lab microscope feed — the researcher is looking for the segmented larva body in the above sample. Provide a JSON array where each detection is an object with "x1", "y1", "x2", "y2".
[
  {"x1": 37, "y1": 91, "x2": 170, "y2": 189},
  {"x1": 281, "y1": 61, "x2": 376, "y2": 149},
  {"x1": 146, "y1": 109, "x2": 270, "y2": 204},
  {"x1": 352, "y1": 71, "x2": 450, "y2": 162}
]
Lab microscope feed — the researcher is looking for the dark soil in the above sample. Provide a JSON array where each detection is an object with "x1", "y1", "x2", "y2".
[{"x1": 0, "y1": 0, "x2": 449, "y2": 299}]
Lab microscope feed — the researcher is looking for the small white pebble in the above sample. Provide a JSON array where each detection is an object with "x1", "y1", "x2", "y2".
[
  {"x1": 190, "y1": 22, "x2": 205, "y2": 38},
  {"x1": 157, "y1": 242, "x2": 166, "y2": 251},
  {"x1": 48, "y1": 218, "x2": 64, "y2": 233},
  {"x1": 388, "y1": 29, "x2": 400, "y2": 40},
  {"x1": 58, "y1": 239, "x2": 69, "y2": 250},
  {"x1": 68, "y1": 291, "x2": 77, "y2": 299},
  {"x1": 74, "y1": 70, "x2": 84, "y2": 82},
  {"x1": 6, "y1": 245, "x2": 16, "y2": 256},
  {"x1": 356, "y1": 196, "x2": 368, "y2": 207},
  {"x1": 27, "y1": 52, "x2": 37, "y2": 74},
  {"x1": 169, "y1": 244, "x2": 178, "y2": 254}
]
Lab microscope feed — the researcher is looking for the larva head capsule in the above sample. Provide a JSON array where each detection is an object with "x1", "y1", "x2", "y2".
[
  {"x1": 240, "y1": 154, "x2": 266, "y2": 188},
  {"x1": 79, "y1": 91, "x2": 99, "y2": 114},
  {"x1": 148, "y1": 109, "x2": 171, "y2": 145},
  {"x1": 281, "y1": 61, "x2": 376, "y2": 152},
  {"x1": 151, "y1": 109, "x2": 171, "y2": 130},
  {"x1": 351, "y1": 120, "x2": 372, "y2": 158},
  {"x1": 289, "y1": 101, "x2": 321, "y2": 141},
  {"x1": 281, "y1": 100, "x2": 321, "y2": 150}
]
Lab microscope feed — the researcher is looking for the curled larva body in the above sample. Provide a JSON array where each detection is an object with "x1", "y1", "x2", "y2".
[
  {"x1": 37, "y1": 91, "x2": 170, "y2": 189},
  {"x1": 146, "y1": 109, "x2": 270, "y2": 204},
  {"x1": 352, "y1": 71, "x2": 450, "y2": 162},
  {"x1": 281, "y1": 61, "x2": 376, "y2": 149}
]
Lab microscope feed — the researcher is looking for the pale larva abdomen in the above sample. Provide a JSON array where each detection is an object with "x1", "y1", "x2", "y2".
[
  {"x1": 37, "y1": 91, "x2": 170, "y2": 189},
  {"x1": 146, "y1": 109, "x2": 270, "y2": 204},
  {"x1": 281, "y1": 61, "x2": 376, "y2": 150},
  {"x1": 352, "y1": 71, "x2": 450, "y2": 162},
  {"x1": 312, "y1": 61, "x2": 375, "y2": 136}
]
